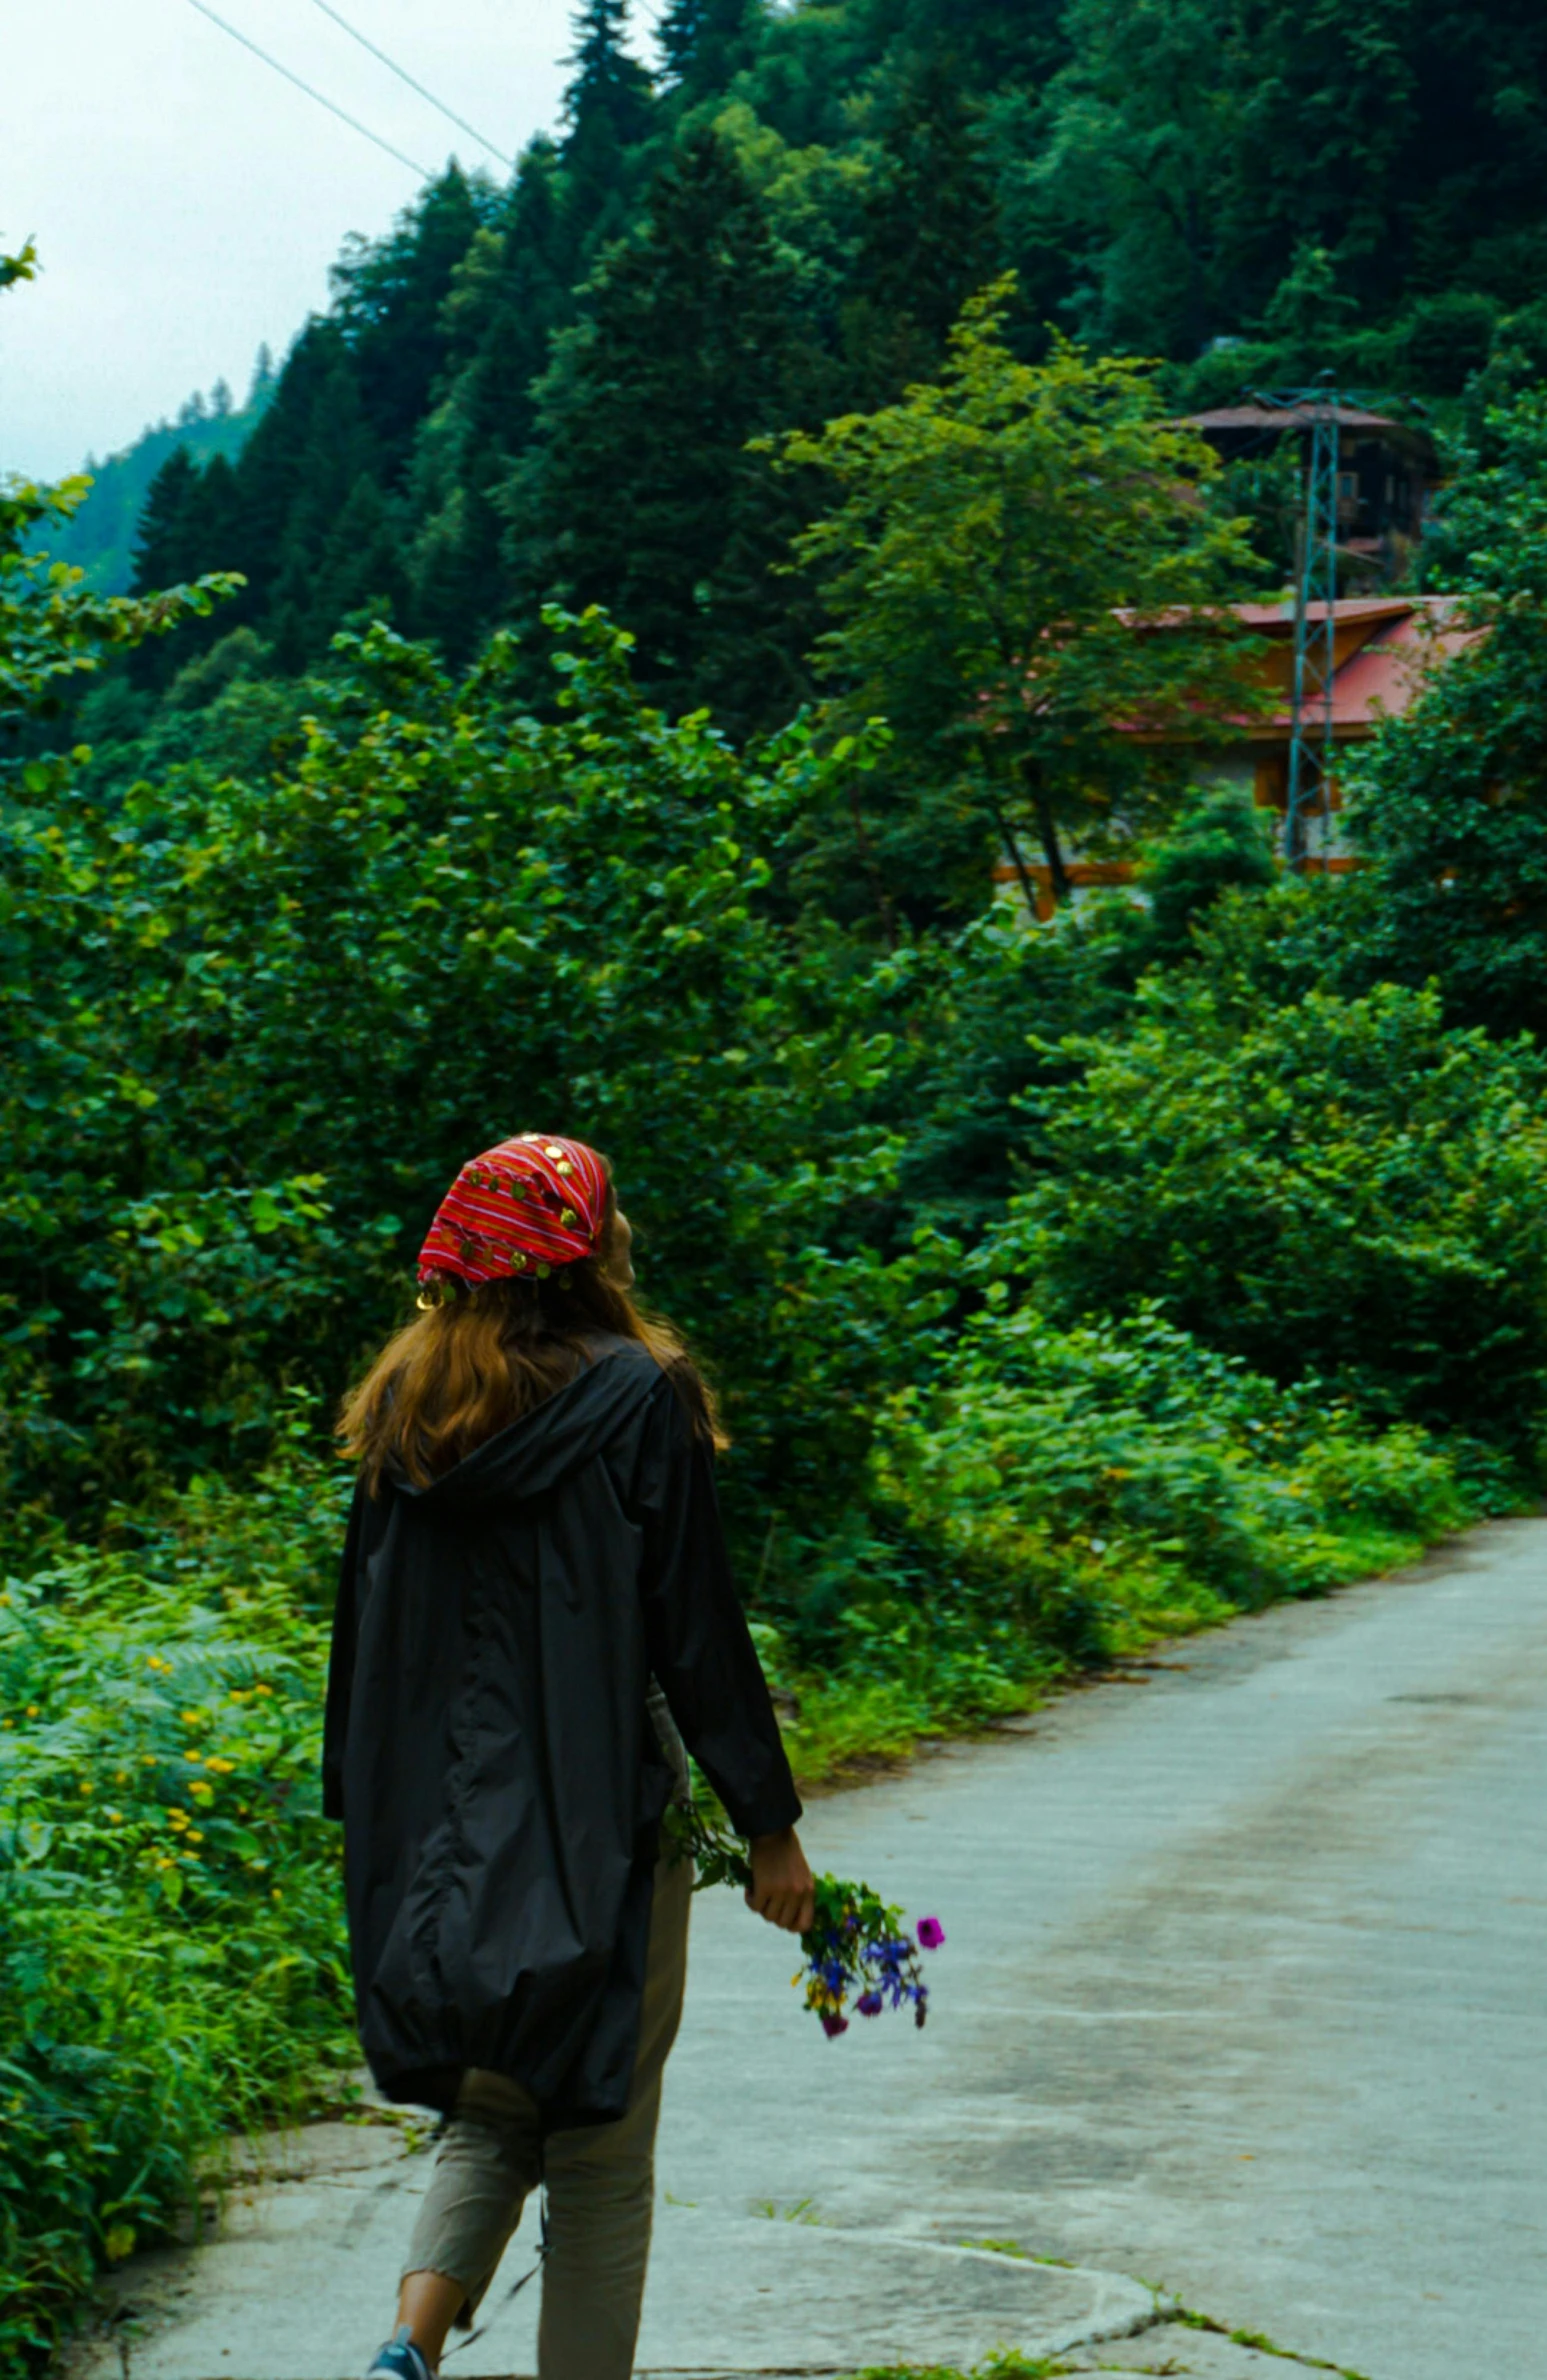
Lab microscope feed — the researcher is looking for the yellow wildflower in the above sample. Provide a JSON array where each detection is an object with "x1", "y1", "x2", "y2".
[{"x1": 206, "y1": 1756, "x2": 236, "y2": 1774}]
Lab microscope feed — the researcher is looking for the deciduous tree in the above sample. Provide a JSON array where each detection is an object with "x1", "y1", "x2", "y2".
[{"x1": 777, "y1": 279, "x2": 1260, "y2": 907}]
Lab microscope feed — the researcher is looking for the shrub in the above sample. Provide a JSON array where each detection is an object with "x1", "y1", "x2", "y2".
[
  {"x1": 0, "y1": 609, "x2": 912, "y2": 1535},
  {"x1": 0, "y1": 1426, "x2": 355, "y2": 2371},
  {"x1": 876, "y1": 1299, "x2": 1482, "y2": 1639},
  {"x1": 996, "y1": 974, "x2": 1547, "y2": 1447}
]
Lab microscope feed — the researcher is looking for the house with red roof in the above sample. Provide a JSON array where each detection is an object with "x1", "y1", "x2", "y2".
[{"x1": 997, "y1": 594, "x2": 1477, "y2": 920}]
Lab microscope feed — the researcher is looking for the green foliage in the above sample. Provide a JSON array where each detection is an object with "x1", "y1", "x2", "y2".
[
  {"x1": 1345, "y1": 390, "x2": 1547, "y2": 1039},
  {"x1": 844, "y1": 53, "x2": 1000, "y2": 388},
  {"x1": 1041, "y1": 0, "x2": 1547, "y2": 355},
  {"x1": 19, "y1": 95, "x2": 1547, "y2": 2352},
  {"x1": 1032, "y1": 0, "x2": 1248, "y2": 358},
  {"x1": 0, "y1": 602, "x2": 930, "y2": 1526},
  {"x1": 91, "y1": 0, "x2": 1547, "y2": 711},
  {"x1": 880, "y1": 1300, "x2": 1479, "y2": 1631},
  {"x1": 514, "y1": 126, "x2": 820, "y2": 732},
  {"x1": 776, "y1": 282, "x2": 1263, "y2": 905},
  {"x1": 0, "y1": 476, "x2": 238, "y2": 795},
  {"x1": 657, "y1": 0, "x2": 760, "y2": 107},
  {"x1": 44, "y1": 362, "x2": 274, "y2": 598},
  {"x1": 0, "y1": 1418, "x2": 356, "y2": 2370},
  {"x1": 1, "y1": 237, "x2": 39, "y2": 291},
  {"x1": 1133, "y1": 784, "x2": 1277, "y2": 966},
  {"x1": 1000, "y1": 971, "x2": 1547, "y2": 1446},
  {"x1": 562, "y1": 0, "x2": 656, "y2": 245}
]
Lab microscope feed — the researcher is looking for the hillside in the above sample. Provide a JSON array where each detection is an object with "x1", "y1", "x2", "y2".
[
  {"x1": 47, "y1": 354, "x2": 275, "y2": 593},
  {"x1": 101, "y1": 0, "x2": 1547, "y2": 731}
]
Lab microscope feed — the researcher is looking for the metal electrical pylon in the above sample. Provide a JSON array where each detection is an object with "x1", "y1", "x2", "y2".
[
  {"x1": 1251, "y1": 379, "x2": 1344, "y2": 870},
  {"x1": 1285, "y1": 394, "x2": 1340, "y2": 868}
]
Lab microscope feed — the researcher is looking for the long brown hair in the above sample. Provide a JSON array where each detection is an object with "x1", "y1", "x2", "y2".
[{"x1": 338, "y1": 1185, "x2": 722, "y2": 1492}]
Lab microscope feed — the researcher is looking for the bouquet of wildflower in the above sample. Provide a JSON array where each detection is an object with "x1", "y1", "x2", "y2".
[{"x1": 667, "y1": 1800, "x2": 945, "y2": 2039}]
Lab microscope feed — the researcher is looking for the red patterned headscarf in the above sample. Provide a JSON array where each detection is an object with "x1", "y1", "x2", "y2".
[{"x1": 417, "y1": 1135, "x2": 611, "y2": 1300}]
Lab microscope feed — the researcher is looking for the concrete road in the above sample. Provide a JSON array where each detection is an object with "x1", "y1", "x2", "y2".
[
  {"x1": 74, "y1": 1517, "x2": 1547, "y2": 2379},
  {"x1": 669, "y1": 1512, "x2": 1547, "y2": 2378}
]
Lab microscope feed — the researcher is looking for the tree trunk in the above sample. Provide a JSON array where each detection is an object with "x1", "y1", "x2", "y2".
[
  {"x1": 1037, "y1": 806, "x2": 1072, "y2": 902},
  {"x1": 985, "y1": 789, "x2": 1041, "y2": 922},
  {"x1": 1023, "y1": 758, "x2": 1071, "y2": 903}
]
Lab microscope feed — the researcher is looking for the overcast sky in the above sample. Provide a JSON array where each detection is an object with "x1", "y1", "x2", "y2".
[{"x1": 2, "y1": 0, "x2": 649, "y2": 480}]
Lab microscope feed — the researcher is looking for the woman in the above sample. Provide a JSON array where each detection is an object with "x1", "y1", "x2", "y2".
[{"x1": 324, "y1": 1133, "x2": 814, "y2": 2380}]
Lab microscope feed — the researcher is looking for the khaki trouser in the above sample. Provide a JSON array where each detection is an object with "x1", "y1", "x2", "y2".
[{"x1": 402, "y1": 1854, "x2": 692, "y2": 2380}]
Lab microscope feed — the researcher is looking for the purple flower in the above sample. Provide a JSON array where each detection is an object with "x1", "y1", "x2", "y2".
[
  {"x1": 821, "y1": 2011, "x2": 850, "y2": 2039},
  {"x1": 856, "y1": 1990, "x2": 883, "y2": 2017},
  {"x1": 917, "y1": 1916, "x2": 946, "y2": 1950}
]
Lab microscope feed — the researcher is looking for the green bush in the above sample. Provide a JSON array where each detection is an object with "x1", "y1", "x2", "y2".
[
  {"x1": 0, "y1": 1421, "x2": 356, "y2": 2371},
  {"x1": 998, "y1": 973, "x2": 1547, "y2": 1447},
  {"x1": 1346, "y1": 390, "x2": 1547, "y2": 1043},
  {"x1": 0, "y1": 607, "x2": 917, "y2": 1536},
  {"x1": 875, "y1": 1300, "x2": 1486, "y2": 1641}
]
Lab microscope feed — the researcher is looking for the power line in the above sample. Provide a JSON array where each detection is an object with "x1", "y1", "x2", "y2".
[
  {"x1": 304, "y1": 0, "x2": 515, "y2": 168},
  {"x1": 184, "y1": 0, "x2": 433, "y2": 178}
]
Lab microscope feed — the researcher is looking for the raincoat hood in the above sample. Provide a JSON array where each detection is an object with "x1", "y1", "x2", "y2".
[{"x1": 394, "y1": 1339, "x2": 666, "y2": 1515}]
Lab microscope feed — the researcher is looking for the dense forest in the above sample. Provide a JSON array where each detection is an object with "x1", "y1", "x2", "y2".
[
  {"x1": 10, "y1": 0, "x2": 1547, "y2": 2364},
  {"x1": 46, "y1": 355, "x2": 276, "y2": 594},
  {"x1": 86, "y1": 0, "x2": 1547, "y2": 727}
]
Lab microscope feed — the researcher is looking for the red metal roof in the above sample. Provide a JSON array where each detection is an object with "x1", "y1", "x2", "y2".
[{"x1": 1247, "y1": 595, "x2": 1478, "y2": 740}]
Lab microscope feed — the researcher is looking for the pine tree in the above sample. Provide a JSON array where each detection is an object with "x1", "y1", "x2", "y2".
[
  {"x1": 561, "y1": 0, "x2": 655, "y2": 254},
  {"x1": 657, "y1": 0, "x2": 759, "y2": 101},
  {"x1": 131, "y1": 448, "x2": 203, "y2": 594},
  {"x1": 403, "y1": 142, "x2": 578, "y2": 660},
  {"x1": 845, "y1": 53, "x2": 1000, "y2": 399},
  {"x1": 895, "y1": 0, "x2": 1068, "y2": 88},
  {"x1": 332, "y1": 167, "x2": 488, "y2": 467},
  {"x1": 262, "y1": 354, "x2": 386, "y2": 666},
  {"x1": 223, "y1": 323, "x2": 352, "y2": 622},
  {"x1": 517, "y1": 127, "x2": 814, "y2": 732},
  {"x1": 279, "y1": 472, "x2": 403, "y2": 667}
]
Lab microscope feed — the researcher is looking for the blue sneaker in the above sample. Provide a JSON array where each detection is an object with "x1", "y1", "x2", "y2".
[{"x1": 365, "y1": 2326, "x2": 436, "y2": 2380}]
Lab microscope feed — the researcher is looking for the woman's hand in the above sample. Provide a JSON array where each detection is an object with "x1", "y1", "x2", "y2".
[{"x1": 746, "y1": 1826, "x2": 815, "y2": 1935}]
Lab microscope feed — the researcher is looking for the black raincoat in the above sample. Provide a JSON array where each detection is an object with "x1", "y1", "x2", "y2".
[{"x1": 323, "y1": 1335, "x2": 800, "y2": 2127}]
